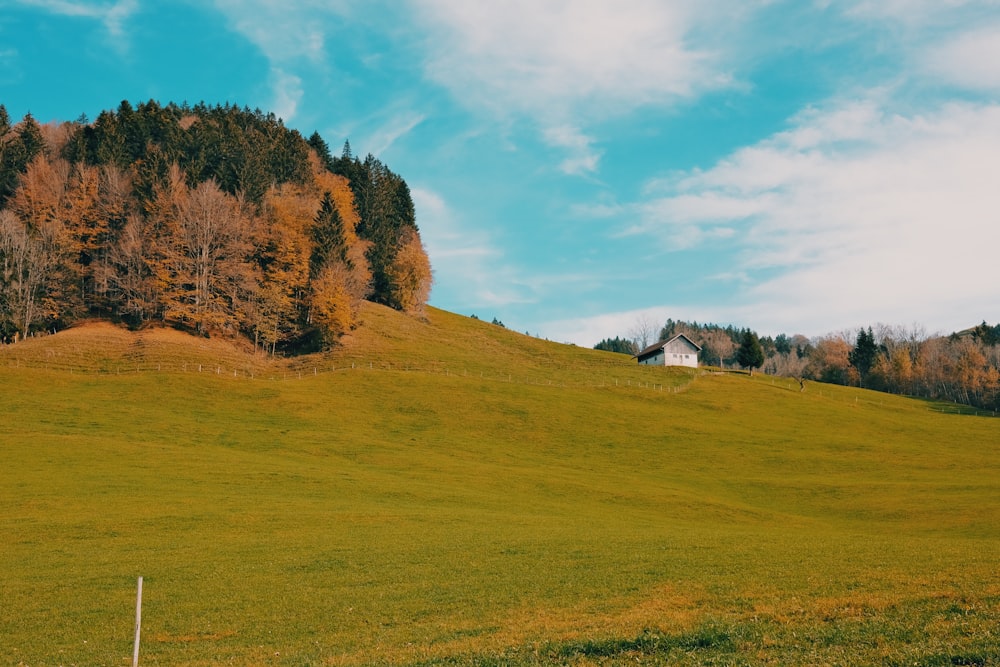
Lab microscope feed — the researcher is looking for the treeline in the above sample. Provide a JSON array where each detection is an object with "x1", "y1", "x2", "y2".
[
  {"x1": 0, "y1": 101, "x2": 431, "y2": 352},
  {"x1": 597, "y1": 319, "x2": 1000, "y2": 411}
]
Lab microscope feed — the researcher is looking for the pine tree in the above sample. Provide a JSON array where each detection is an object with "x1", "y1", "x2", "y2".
[
  {"x1": 307, "y1": 132, "x2": 333, "y2": 171},
  {"x1": 849, "y1": 327, "x2": 879, "y2": 386},
  {"x1": 0, "y1": 105, "x2": 14, "y2": 205},
  {"x1": 309, "y1": 192, "x2": 347, "y2": 278},
  {"x1": 736, "y1": 329, "x2": 765, "y2": 375},
  {"x1": 0, "y1": 113, "x2": 46, "y2": 206}
]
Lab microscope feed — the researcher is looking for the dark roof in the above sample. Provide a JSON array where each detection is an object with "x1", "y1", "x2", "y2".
[{"x1": 635, "y1": 334, "x2": 702, "y2": 359}]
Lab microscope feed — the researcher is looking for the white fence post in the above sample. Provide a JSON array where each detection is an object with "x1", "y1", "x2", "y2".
[{"x1": 132, "y1": 576, "x2": 143, "y2": 667}]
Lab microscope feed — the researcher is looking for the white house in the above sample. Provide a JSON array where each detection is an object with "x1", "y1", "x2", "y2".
[{"x1": 635, "y1": 334, "x2": 701, "y2": 368}]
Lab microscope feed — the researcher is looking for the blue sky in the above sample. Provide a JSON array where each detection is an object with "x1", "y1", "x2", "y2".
[{"x1": 2, "y1": 0, "x2": 999, "y2": 345}]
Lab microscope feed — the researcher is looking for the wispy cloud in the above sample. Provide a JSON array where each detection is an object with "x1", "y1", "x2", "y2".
[
  {"x1": 543, "y1": 125, "x2": 603, "y2": 176},
  {"x1": 411, "y1": 186, "x2": 509, "y2": 308},
  {"x1": 0, "y1": 48, "x2": 18, "y2": 85},
  {"x1": 365, "y1": 111, "x2": 426, "y2": 157},
  {"x1": 840, "y1": 0, "x2": 1000, "y2": 23},
  {"x1": 410, "y1": 0, "x2": 733, "y2": 177},
  {"x1": 604, "y1": 96, "x2": 1000, "y2": 335},
  {"x1": 923, "y1": 24, "x2": 1000, "y2": 91},
  {"x1": 412, "y1": 0, "x2": 728, "y2": 119},
  {"x1": 16, "y1": 0, "x2": 138, "y2": 44},
  {"x1": 208, "y1": 0, "x2": 355, "y2": 121},
  {"x1": 210, "y1": 0, "x2": 333, "y2": 64},
  {"x1": 268, "y1": 68, "x2": 303, "y2": 123}
]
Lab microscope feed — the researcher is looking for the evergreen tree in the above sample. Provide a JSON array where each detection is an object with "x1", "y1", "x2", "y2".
[
  {"x1": 308, "y1": 132, "x2": 333, "y2": 171},
  {"x1": 0, "y1": 105, "x2": 15, "y2": 205},
  {"x1": 594, "y1": 336, "x2": 635, "y2": 354},
  {"x1": 309, "y1": 192, "x2": 347, "y2": 278},
  {"x1": 849, "y1": 326, "x2": 879, "y2": 385},
  {"x1": 17, "y1": 114, "x2": 45, "y2": 161},
  {"x1": 971, "y1": 321, "x2": 1000, "y2": 347},
  {"x1": 774, "y1": 333, "x2": 792, "y2": 355},
  {"x1": 1, "y1": 112, "x2": 46, "y2": 205},
  {"x1": 736, "y1": 329, "x2": 765, "y2": 375}
]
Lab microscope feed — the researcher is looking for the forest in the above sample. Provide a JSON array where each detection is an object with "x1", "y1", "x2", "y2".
[
  {"x1": 0, "y1": 100, "x2": 431, "y2": 353},
  {"x1": 597, "y1": 319, "x2": 1000, "y2": 411}
]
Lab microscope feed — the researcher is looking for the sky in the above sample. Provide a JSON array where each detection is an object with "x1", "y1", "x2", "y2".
[{"x1": 2, "y1": 0, "x2": 999, "y2": 345}]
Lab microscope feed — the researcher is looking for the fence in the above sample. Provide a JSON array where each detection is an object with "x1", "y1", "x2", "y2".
[{"x1": 4, "y1": 352, "x2": 996, "y2": 416}]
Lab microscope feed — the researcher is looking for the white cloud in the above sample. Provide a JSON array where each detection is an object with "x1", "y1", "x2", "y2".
[
  {"x1": 618, "y1": 97, "x2": 1000, "y2": 336},
  {"x1": 103, "y1": 0, "x2": 135, "y2": 37},
  {"x1": 209, "y1": 0, "x2": 352, "y2": 122},
  {"x1": 409, "y1": 0, "x2": 736, "y2": 180},
  {"x1": 841, "y1": 0, "x2": 999, "y2": 22},
  {"x1": 923, "y1": 24, "x2": 1000, "y2": 91},
  {"x1": 0, "y1": 48, "x2": 18, "y2": 85},
  {"x1": 269, "y1": 68, "x2": 303, "y2": 122},
  {"x1": 412, "y1": 0, "x2": 729, "y2": 119},
  {"x1": 412, "y1": 186, "x2": 511, "y2": 307},
  {"x1": 16, "y1": 0, "x2": 138, "y2": 42},
  {"x1": 210, "y1": 0, "x2": 336, "y2": 63},
  {"x1": 540, "y1": 303, "x2": 746, "y2": 348},
  {"x1": 366, "y1": 112, "x2": 426, "y2": 157},
  {"x1": 543, "y1": 125, "x2": 603, "y2": 176}
]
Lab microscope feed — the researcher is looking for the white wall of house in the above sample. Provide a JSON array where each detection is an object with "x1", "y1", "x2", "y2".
[{"x1": 663, "y1": 339, "x2": 699, "y2": 367}]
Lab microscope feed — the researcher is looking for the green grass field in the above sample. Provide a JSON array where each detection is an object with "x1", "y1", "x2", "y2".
[{"x1": 1, "y1": 305, "x2": 998, "y2": 666}]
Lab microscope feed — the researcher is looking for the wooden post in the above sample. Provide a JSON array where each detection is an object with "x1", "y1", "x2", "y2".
[{"x1": 133, "y1": 576, "x2": 143, "y2": 667}]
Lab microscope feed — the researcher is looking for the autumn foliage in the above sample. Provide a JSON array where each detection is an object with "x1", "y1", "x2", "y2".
[{"x1": 0, "y1": 100, "x2": 432, "y2": 351}]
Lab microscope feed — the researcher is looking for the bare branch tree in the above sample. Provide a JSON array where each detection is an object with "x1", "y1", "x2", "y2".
[{"x1": 628, "y1": 313, "x2": 659, "y2": 352}]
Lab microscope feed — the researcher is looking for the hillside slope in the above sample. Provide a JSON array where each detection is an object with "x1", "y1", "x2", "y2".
[{"x1": 1, "y1": 308, "x2": 998, "y2": 666}]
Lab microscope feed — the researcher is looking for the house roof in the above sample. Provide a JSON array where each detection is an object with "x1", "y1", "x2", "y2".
[{"x1": 635, "y1": 334, "x2": 703, "y2": 359}]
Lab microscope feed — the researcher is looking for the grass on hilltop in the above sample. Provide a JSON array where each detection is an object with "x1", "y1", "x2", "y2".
[{"x1": 1, "y1": 305, "x2": 998, "y2": 666}]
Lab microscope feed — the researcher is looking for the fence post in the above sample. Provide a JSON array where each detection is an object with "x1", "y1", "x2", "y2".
[{"x1": 132, "y1": 576, "x2": 143, "y2": 667}]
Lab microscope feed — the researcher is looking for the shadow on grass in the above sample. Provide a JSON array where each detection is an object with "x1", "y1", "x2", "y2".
[{"x1": 414, "y1": 623, "x2": 735, "y2": 666}]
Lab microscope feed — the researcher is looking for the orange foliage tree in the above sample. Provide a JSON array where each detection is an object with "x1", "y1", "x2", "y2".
[{"x1": 386, "y1": 227, "x2": 432, "y2": 314}]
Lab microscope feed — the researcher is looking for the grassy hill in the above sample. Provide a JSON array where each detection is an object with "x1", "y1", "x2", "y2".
[{"x1": 1, "y1": 305, "x2": 998, "y2": 666}]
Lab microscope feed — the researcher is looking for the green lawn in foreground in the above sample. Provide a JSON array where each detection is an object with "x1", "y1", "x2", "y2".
[{"x1": 1, "y1": 306, "x2": 998, "y2": 665}]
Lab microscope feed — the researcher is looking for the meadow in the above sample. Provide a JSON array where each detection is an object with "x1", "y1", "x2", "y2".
[{"x1": 1, "y1": 305, "x2": 998, "y2": 665}]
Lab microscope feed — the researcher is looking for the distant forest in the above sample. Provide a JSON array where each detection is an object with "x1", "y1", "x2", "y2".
[
  {"x1": 0, "y1": 100, "x2": 431, "y2": 352},
  {"x1": 597, "y1": 319, "x2": 1000, "y2": 411}
]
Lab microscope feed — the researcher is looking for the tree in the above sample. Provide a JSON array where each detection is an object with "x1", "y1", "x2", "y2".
[
  {"x1": 385, "y1": 226, "x2": 432, "y2": 313},
  {"x1": 0, "y1": 210, "x2": 45, "y2": 341},
  {"x1": 594, "y1": 336, "x2": 635, "y2": 354},
  {"x1": 806, "y1": 336, "x2": 852, "y2": 384},
  {"x1": 736, "y1": 329, "x2": 764, "y2": 375},
  {"x1": 774, "y1": 333, "x2": 792, "y2": 355},
  {"x1": 849, "y1": 326, "x2": 879, "y2": 386},
  {"x1": 628, "y1": 314, "x2": 658, "y2": 352},
  {"x1": 1, "y1": 113, "x2": 46, "y2": 206},
  {"x1": 307, "y1": 131, "x2": 333, "y2": 172},
  {"x1": 160, "y1": 179, "x2": 254, "y2": 335},
  {"x1": 254, "y1": 183, "x2": 315, "y2": 351},
  {"x1": 971, "y1": 321, "x2": 1000, "y2": 347},
  {"x1": 309, "y1": 192, "x2": 348, "y2": 278},
  {"x1": 306, "y1": 191, "x2": 357, "y2": 341},
  {"x1": 308, "y1": 262, "x2": 354, "y2": 344}
]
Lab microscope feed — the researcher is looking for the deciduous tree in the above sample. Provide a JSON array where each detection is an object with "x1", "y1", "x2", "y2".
[
  {"x1": 385, "y1": 226, "x2": 432, "y2": 314},
  {"x1": 161, "y1": 179, "x2": 254, "y2": 335}
]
